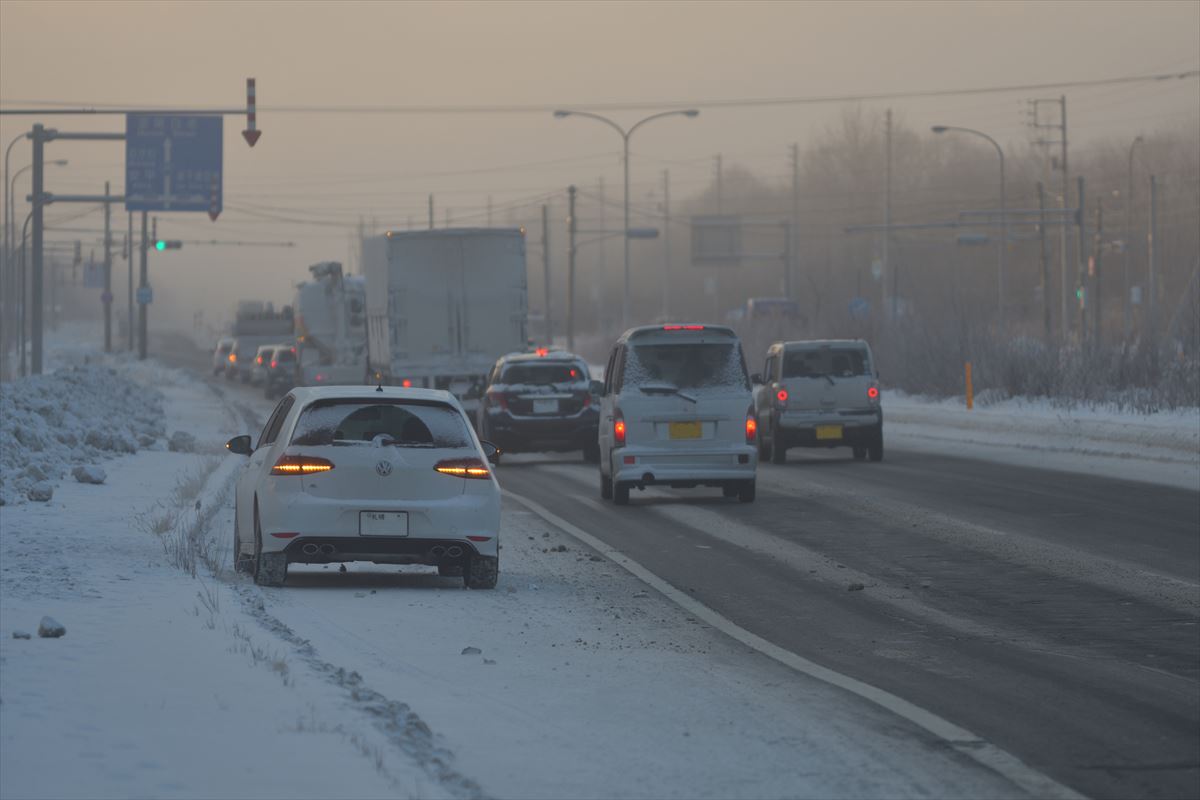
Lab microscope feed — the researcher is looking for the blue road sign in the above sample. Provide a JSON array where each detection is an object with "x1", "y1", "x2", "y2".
[
  {"x1": 136, "y1": 286, "x2": 153, "y2": 305},
  {"x1": 125, "y1": 115, "x2": 222, "y2": 213},
  {"x1": 848, "y1": 297, "x2": 870, "y2": 320}
]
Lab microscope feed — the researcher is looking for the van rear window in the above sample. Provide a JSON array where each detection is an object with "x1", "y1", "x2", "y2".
[
  {"x1": 624, "y1": 342, "x2": 749, "y2": 391},
  {"x1": 783, "y1": 348, "x2": 869, "y2": 378}
]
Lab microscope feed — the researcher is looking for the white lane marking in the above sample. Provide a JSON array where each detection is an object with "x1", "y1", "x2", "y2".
[{"x1": 504, "y1": 488, "x2": 1087, "y2": 800}]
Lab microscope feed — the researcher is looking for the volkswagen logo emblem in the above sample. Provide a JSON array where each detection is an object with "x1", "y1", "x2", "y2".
[{"x1": 375, "y1": 460, "x2": 393, "y2": 477}]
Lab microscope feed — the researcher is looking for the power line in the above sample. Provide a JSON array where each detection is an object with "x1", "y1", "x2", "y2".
[{"x1": 4, "y1": 69, "x2": 1195, "y2": 115}]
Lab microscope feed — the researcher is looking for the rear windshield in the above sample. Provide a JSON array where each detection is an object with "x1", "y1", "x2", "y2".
[
  {"x1": 290, "y1": 399, "x2": 472, "y2": 448},
  {"x1": 500, "y1": 362, "x2": 587, "y2": 385},
  {"x1": 783, "y1": 348, "x2": 870, "y2": 378},
  {"x1": 216, "y1": 342, "x2": 232, "y2": 354},
  {"x1": 624, "y1": 342, "x2": 749, "y2": 391},
  {"x1": 274, "y1": 349, "x2": 296, "y2": 363}
]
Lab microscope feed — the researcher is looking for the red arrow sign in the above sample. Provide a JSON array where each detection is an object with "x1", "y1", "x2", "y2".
[{"x1": 242, "y1": 77, "x2": 262, "y2": 147}]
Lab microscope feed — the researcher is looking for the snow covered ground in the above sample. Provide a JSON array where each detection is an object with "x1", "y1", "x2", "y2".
[
  {"x1": 884, "y1": 391, "x2": 1200, "y2": 491},
  {"x1": 1, "y1": 346, "x2": 1044, "y2": 799}
]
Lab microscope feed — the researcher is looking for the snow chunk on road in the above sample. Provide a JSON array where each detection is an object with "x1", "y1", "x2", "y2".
[
  {"x1": 0, "y1": 366, "x2": 165, "y2": 504},
  {"x1": 72, "y1": 465, "x2": 107, "y2": 485}
]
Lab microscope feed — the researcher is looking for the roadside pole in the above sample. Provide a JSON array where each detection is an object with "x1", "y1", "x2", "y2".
[
  {"x1": 1092, "y1": 199, "x2": 1103, "y2": 347},
  {"x1": 1038, "y1": 182, "x2": 1051, "y2": 342},
  {"x1": 1076, "y1": 177, "x2": 1086, "y2": 344},
  {"x1": 661, "y1": 170, "x2": 670, "y2": 320},
  {"x1": 542, "y1": 204, "x2": 551, "y2": 346},
  {"x1": 567, "y1": 186, "x2": 577, "y2": 352},
  {"x1": 138, "y1": 211, "x2": 148, "y2": 360},
  {"x1": 30, "y1": 124, "x2": 45, "y2": 374},
  {"x1": 1148, "y1": 175, "x2": 1158, "y2": 373},
  {"x1": 103, "y1": 181, "x2": 112, "y2": 352},
  {"x1": 127, "y1": 213, "x2": 133, "y2": 351}
]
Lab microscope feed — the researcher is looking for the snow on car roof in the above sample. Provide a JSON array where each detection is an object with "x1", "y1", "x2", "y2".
[{"x1": 287, "y1": 385, "x2": 460, "y2": 406}]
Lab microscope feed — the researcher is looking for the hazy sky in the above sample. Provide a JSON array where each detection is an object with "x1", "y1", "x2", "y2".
[{"x1": 2, "y1": 0, "x2": 1197, "y2": 325}]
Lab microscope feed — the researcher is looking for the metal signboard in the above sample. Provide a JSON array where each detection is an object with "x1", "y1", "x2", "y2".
[
  {"x1": 125, "y1": 114, "x2": 222, "y2": 214},
  {"x1": 136, "y1": 286, "x2": 153, "y2": 305},
  {"x1": 690, "y1": 215, "x2": 742, "y2": 264}
]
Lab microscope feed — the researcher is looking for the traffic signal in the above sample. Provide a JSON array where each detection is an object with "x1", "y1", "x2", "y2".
[{"x1": 154, "y1": 240, "x2": 183, "y2": 251}]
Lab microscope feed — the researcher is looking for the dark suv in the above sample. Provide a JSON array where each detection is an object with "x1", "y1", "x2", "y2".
[{"x1": 477, "y1": 351, "x2": 601, "y2": 462}]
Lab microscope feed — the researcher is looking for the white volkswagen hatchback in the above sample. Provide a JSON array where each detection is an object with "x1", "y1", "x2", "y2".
[
  {"x1": 226, "y1": 386, "x2": 501, "y2": 588},
  {"x1": 597, "y1": 324, "x2": 758, "y2": 505}
]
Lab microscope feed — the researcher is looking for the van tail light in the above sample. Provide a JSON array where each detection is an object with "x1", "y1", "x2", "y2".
[
  {"x1": 745, "y1": 408, "x2": 757, "y2": 443},
  {"x1": 256, "y1": 355, "x2": 263, "y2": 365},
  {"x1": 775, "y1": 388, "x2": 788, "y2": 408},
  {"x1": 868, "y1": 385, "x2": 880, "y2": 402},
  {"x1": 613, "y1": 413, "x2": 626, "y2": 446},
  {"x1": 401, "y1": 378, "x2": 413, "y2": 388},
  {"x1": 271, "y1": 455, "x2": 334, "y2": 475},
  {"x1": 488, "y1": 390, "x2": 509, "y2": 411},
  {"x1": 581, "y1": 392, "x2": 591, "y2": 408},
  {"x1": 434, "y1": 458, "x2": 491, "y2": 479},
  {"x1": 270, "y1": 360, "x2": 278, "y2": 369},
  {"x1": 229, "y1": 353, "x2": 237, "y2": 363}
]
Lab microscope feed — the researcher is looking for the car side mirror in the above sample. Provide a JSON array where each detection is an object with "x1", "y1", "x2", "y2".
[
  {"x1": 480, "y1": 440, "x2": 501, "y2": 465},
  {"x1": 589, "y1": 379, "x2": 604, "y2": 396},
  {"x1": 750, "y1": 373, "x2": 763, "y2": 385},
  {"x1": 225, "y1": 435, "x2": 252, "y2": 456}
]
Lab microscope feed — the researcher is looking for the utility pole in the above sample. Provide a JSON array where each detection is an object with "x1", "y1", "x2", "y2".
[
  {"x1": 789, "y1": 143, "x2": 799, "y2": 301},
  {"x1": 1038, "y1": 182, "x2": 1051, "y2": 342},
  {"x1": 428, "y1": 194, "x2": 434, "y2": 230},
  {"x1": 1028, "y1": 96, "x2": 1069, "y2": 340},
  {"x1": 567, "y1": 185, "x2": 577, "y2": 351},
  {"x1": 661, "y1": 169, "x2": 670, "y2": 320},
  {"x1": 1060, "y1": 96, "x2": 1070, "y2": 342},
  {"x1": 1076, "y1": 176, "x2": 1087, "y2": 343},
  {"x1": 1092, "y1": 197, "x2": 1103, "y2": 347},
  {"x1": 541, "y1": 204, "x2": 551, "y2": 346},
  {"x1": 597, "y1": 177, "x2": 606, "y2": 333},
  {"x1": 884, "y1": 108, "x2": 893, "y2": 321},
  {"x1": 714, "y1": 154, "x2": 723, "y2": 213},
  {"x1": 138, "y1": 211, "x2": 148, "y2": 360},
  {"x1": 1148, "y1": 174, "x2": 1158, "y2": 372},
  {"x1": 103, "y1": 181, "x2": 112, "y2": 352},
  {"x1": 1124, "y1": 136, "x2": 1143, "y2": 342},
  {"x1": 30, "y1": 124, "x2": 45, "y2": 374},
  {"x1": 126, "y1": 213, "x2": 133, "y2": 351}
]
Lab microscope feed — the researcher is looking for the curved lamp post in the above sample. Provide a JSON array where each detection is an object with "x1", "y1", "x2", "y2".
[
  {"x1": 933, "y1": 125, "x2": 1006, "y2": 326},
  {"x1": 554, "y1": 108, "x2": 699, "y2": 330}
]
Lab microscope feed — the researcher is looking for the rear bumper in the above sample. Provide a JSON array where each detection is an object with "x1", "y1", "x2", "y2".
[
  {"x1": 256, "y1": 484, "x2": 499, "y2": 557},
  {"x1": 611, "y1": 444, "x2": 757, "y2": 485},
  {"x1": 487, "y1": 410, "x2": 599, "y2": 452},
  {"x1": 776, "y1": 409, "x2": 882, "y2": 446},
  {"x1": 283, "y1": 536, "x2": 488, "y2": 566}
]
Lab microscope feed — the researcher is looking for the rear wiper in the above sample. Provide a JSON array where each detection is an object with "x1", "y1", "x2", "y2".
[
  {"x1": 638, "y1": 381, "x2": 697, "y2": 404},
  {"x1": 823, "y1": 374, "x2": 836, "y2": 387}
]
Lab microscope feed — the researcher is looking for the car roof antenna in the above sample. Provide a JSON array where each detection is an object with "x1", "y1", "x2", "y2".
[{"x1": 375, "y1": 373, "x2": 384, "y2": 392}]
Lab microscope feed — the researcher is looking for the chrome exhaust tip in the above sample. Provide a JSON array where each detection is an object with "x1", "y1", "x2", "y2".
[
  {"x1": 430, "y1": 546, "x2": 446, "y2": 558},
  {"x1": 446, "y1": 545, "x2": 463, "y2": 558},
  {"x1": 301, "y1": 543, "x2": 319, "y2": 556},
  {"x1": 319, "y1": 544, "x2": 335, "y2": 556}
]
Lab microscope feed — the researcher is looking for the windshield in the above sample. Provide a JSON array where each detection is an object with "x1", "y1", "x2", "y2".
[
  {"x1": 783, "y1": 348, "x2": 870, "y2": 379},
  {"x1": 500, "y1": 362, "x2": 587, "y2": 386},
  {"x1": 290, "y1": 399, "x2": 472, "y2": 448},
  {"x1": 624, "y1": 342, "x2": 749, "y2": 391}
]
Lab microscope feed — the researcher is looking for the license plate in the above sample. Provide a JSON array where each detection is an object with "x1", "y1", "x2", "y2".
[
  {"x1": 533, "y1": 399, "x2": 558, "y2": 414},
  {"x1": 815, "y1": 424, "x2": 843, "y2": 441},
  {"x1": 669, "y1": 421, "x2": 703, "y2": 440},
  {"x1": 359, "y1": 511, "x2": 409, "y2": 537}
]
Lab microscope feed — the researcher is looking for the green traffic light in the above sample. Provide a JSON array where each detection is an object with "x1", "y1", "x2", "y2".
[{"x1": 155, "y1": 240, "x2": 166, "y2": 251}]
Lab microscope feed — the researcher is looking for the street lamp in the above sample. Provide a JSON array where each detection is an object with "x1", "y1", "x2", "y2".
[
  {"x1": 1124, "y1": 135, "x2": 1144, "y2": 341},
  {"x1": 5, "y1": 158, "x2": 66, "y2": 366},
  {"x1": 554, "y1": 108, "x2": 699, "y2": 331},
  {"x1": 932, "y1": 125, "x2": 1006, "y2": 326}
]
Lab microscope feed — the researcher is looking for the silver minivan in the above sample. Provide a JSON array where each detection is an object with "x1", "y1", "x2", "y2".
[
  {"x1": 598, "y1": 324, "x2": 758, "y2": 505},
  {"x1": 752, "y1": 339, "x2": 883, "y2": 463}
]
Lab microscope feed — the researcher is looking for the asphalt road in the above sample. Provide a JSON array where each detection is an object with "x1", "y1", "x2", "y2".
[
  {"x1": 498, "y1": 446, "x2": 1200, "y2": 800},
  {"x1": 159, "y1": 335, "x2": 1199, "y2": 799}
]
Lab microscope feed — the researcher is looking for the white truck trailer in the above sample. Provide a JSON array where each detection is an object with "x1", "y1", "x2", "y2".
[{"x1": 363, "y1": 228, "x2": 528, "y2": 413}]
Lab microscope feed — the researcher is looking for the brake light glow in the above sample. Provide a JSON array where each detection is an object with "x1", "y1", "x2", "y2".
[
  {"x1": 270, "y1": 360, "x2": 278, "y2": 369},
  {"x1": 868, "y1": 386, "x2": 880, "y2": 400},
  {"x1": 434, "y1": 458, "x2": 491, "y2": 479},
  {"x1": 270, "y1": 532, "x2": 299, "y2": 539},
  {"x1": 466, "y1": 535, "x2": 492, "y2": 542},
  {"x1": 271, "y1": 455, "x2": 334, "y2": 475},
  {"x1": 613, "y1": 416, "x2": 626, "y2": 445},
  {"x1": 401, "y1": 379, "x2": 412, "y2": 388},
  {"x1": 488, "y1": 389, "x2": 509, "y2": 410},
  {"x1": 535, "y1": 347, "x2": 549, "y2": 357},
  {"x1": 662, "y1": 324, "x2": 705, "y2": 331},
  {"x1": 228, "y1": 353, "x2": 237, "y2": 363},
  {"x1": 315, "y1": 373, "x2": 326, "y2": 382},
  {"x1": 745, "y1": 415, "x2": 757, "y2": 443},
  {"x1": 776, "y1": 388, "x2": 788, "y2": 405},
  {"x1": 256, "y1": 355, "x2": 263, "y2": 365}
]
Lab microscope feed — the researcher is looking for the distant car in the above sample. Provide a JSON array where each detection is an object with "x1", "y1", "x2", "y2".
[
  {"x1": 264, "y1": 345, "x2": 298, "y2": 398},
  {"x1": 752, "y1": 339, "x2": 882, "y2": 463},
  {"x1": 477, "y1": 350, "x2": 601, "y2": 462},
  {"x1": 250, "y1": 345, "x2": 276, "y2": 386},
  {"x1": 225, "y1": 339, "x2": 255, "y2": 382},
  {"x1": 212, "y1": 338, "x2": 235, "y2": 376},
  {"x1": 597, "y1": 324, "x2": 758, "y2": 505},
  {"x1": 225, "y1": 386, "x2": 501, "y2": 588}
]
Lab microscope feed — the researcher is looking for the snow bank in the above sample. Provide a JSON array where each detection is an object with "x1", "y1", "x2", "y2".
[{"x1": 0, "y1": 366, "x2": 165, "y2": 505}]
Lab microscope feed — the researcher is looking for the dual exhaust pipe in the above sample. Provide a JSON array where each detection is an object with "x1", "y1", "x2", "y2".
[
  {"x1": 429, "y1": 545, "x2": 464, "y2": 559},
  {"x1": 299, "y1": 542, "x2": 465, "y2": 561},
  {"x1": 301, "y1": 543, "x2": 336, "y2": 557}
]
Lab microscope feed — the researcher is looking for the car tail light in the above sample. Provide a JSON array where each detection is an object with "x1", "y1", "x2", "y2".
[
  {"x1": 775, "y1": 388, "x2": 788, "y2": 407},
  {"x1": 745, "y1": 411, "x2": 757, "y2": 443},
  {"x1": 228, "y1": 353, "x2": 237, "y2": 363},
  {"x1": 868, "y1": 385, "x2": 880, "y2": 401},
  {"x1": 488, "y1": 390, "x2": 509, "y2": 411},
  {"x1": 401, "y1": 378, "x2": 412, "y2": 388},
  {"x1": 271, "y1": 455, "x2": 334, "y2": 475},
  {"x1": 662, "y1": 324, "x2": 705, "y2": 331},
  {"x1": 535, "y1": 347, "x2": 549, "y2": 357},
  {"x1": 315, "y1": 373, "x2": 326, "y2": 382},
  {"x1": 256, "y1": 355, "x2": 263, "y2": 365},
  {"x1": 613, "y1": 414, "x2": 626, "y2": 445},
  {"x1": 581, "y1": 392, "x2": 591, "y2": 408},
  {"x1": 270, "y1": 532, "x2": 299, "y2": 539},
  {"x1": 270, "y1": 360, "x2": 278, "y2": 369},
  {"x1": 466, "y1": 535, "x2": 492, "y2": 542},
  {"x1": 434, "y1": 458, "x2": 491, "y2": 479}
]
